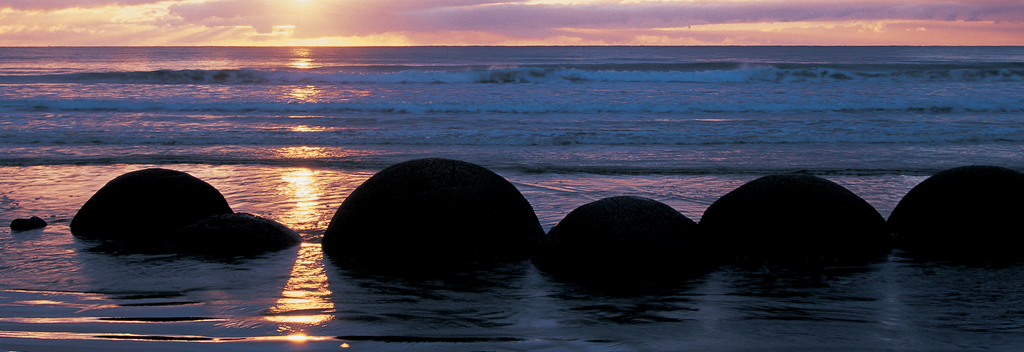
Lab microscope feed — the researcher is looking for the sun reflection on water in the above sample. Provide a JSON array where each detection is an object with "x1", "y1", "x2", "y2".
[
  {"x1": 290, "y1": 59, "x2": 315, "y2": 69},
  {"x1": 267, "y1": 169, "x2": 334, "y2": 329},
  {"x1": 290, "y1": 125, "x2": 331, "y2": 133},
  {"x1": 288, "y1": 48, "x2": 321, "y2": 70},
  {"x1": 265, "y1": 243, "x2": 334, "y2": 328},
  {"x1": 277, "y1": 146, "x2": 330, "y2": 160},
  {"x1": 276, "y1": 167, "x2": 327, "y2": 235},
  {"x1": 288, "y1": 85, "x2": 323, "y2": 103}
]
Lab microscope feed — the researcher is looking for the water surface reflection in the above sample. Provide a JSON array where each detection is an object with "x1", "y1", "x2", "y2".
[{"x1": 266, "y1": 243, "x2": 334, "y2": 332}]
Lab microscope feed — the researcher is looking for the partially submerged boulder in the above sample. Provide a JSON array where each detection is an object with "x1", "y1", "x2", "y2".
[
  {"x1": 70, "y1": 168, "x2": 233, "y2": 246},
  {"x1": 10, "y1": 216, "x2": 47, "y2": 231},
  {"x1": 699, "y1": 174, "x2": 891, "y2": 263},
  {"x1": 322, "y1": 158, "x2": 544, "y2": 269},
  {"x1": 888, "y1": 165, "x2": 1024, "y2": 261},
  {"x1": 168, "y1": 213, "x2": 302, "y2": 256},
  {"x1": 532, "y1": 196, "x2": 704, "y2": 279}
]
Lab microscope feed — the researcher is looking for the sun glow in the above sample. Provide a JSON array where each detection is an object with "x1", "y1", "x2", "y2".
[
  {"x1": 2, "y1": 0, "x2": 1021, "y2": 46},
  {"x1": 287, "y1": 333, "x2": 310, "y2": 342}
]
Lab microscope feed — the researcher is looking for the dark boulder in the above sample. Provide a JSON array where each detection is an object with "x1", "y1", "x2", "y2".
[
  {"x1": 70, "y1": 168, "x2": 233, "y2": 246},
  {"x1": 532, "y1": 196, "x2": 704, "y2": 279},
  {"x1": 322, "y1": 158, "x2": 544, "y2": 269},
  {"x1": 699, "y1": 174, "x2": 891, "y2": 263},
  {"x1": 10, "y1": 216, "x2": 47, "y2": 231},
  {"x1": 888, "y1": 165, "x2": 1024, "y2": 261},
  {"x1": 168, "y1": 213, "x2": 302, "y2": 256}
]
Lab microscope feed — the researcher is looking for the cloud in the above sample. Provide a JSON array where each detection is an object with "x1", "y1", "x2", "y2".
[
  {"x1": 0, "y1": 0, "x2": 183, "y2": 11},
  {"x1": 2, "y1": 0, "x2": 1024, "y2": 45},
  {"x1": 162, "y1": 0, "x2": 1024, "y2": 39}
]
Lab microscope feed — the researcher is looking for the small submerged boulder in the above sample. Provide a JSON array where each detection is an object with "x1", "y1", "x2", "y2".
[
  {"x1": 70, "y1": 168, "x2": 233, "y2": 246},
  {"x1": 532, "y1": 196, "x2": 704, "y2": 279},
  {"x1": 322, "y1": 158, "x2": 544, "y2": 269},
  {"x1": 888, "y1": 165, "x2": 1024, "y2": 261},
  {"x1": 168, "y1": 213, "x2": 302, "y2": 256},
  {"x1": 10, "y1": 216, "x2": 47, "y2": 231},
  {"x1": 699, "y1": 174, "x2": 891, "y2": 263}
]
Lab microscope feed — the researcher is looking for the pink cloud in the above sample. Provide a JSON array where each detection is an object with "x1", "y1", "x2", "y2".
[
  {"x1": 0, "y1": 0, "x2": 182, "y2": 11},
  {"x1": 3, "y1": 0, "x2": 1023, "y2": 45},
  {"x1": 162, "y1": 0, "x2": 1024, "y2": 39}
]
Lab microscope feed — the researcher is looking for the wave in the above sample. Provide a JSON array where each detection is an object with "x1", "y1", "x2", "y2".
[
  {"x1": 4, "y1": 123, "x2": 1022, "y2": 147},
  {"x1": 2, "y1": 64, "x2": 1023, "y2": 85},
  {"x1": 2, "y1": 145, "x2": 1020, "y2": 179},
  {"x1": 3, "y1": 98, "x2": 1022, "y2": 114}
]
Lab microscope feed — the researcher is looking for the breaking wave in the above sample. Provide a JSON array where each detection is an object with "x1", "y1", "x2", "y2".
[{"x1": 3, "y1": 63, "x2": 1023, "y2": 85}]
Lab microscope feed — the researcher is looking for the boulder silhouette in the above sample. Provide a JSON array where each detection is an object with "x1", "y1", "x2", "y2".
[
  {"x1": 532, "y1": 196, "x2": 703, "y2": 278},
  {"x1": 168, "y1": 213, "x2": 302, "y2": 256},
  {"x1": 888, "y1": 165, "x2": 1024, "y2": 260},
  {"x1": 699, "y1": 174, "x2": 891, "y2": 263},
  {"x1": 10, "y1": 216, "x2": 47, "y2": 231},
  {"x1": 70, "y1": 168, "x2": 233, "y2": 246},
  {"x1": 321, "y1": 158, "x2": 543, "y2": 269}
]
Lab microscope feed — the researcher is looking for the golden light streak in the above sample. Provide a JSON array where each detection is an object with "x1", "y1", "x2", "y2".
[
  {"x1": 277, "y1": 146, "x2": 330, "y2": 159},
  {"x1": 287, "y1": 333, "x2": 310, "y2": 342},
  {"x1": 289, "y1": 59, "x2": 314, "y2": 69},
  {"x1": 265, "y1": 243, "x2": 334, "y2": 328},
  {"x1": 290, "y1": 125, "x2": 330, "y2": 133},
  {"x1": 287, "y1": 85, "x2": 324, "y2": 103},
  {"x1": 276, "y1": 168, "x2": 325, "y2": 234}
]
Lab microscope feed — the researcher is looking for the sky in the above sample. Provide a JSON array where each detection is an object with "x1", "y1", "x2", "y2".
[{"x1": 1, "y1": 0, "x2": 1023, "y2": 46}]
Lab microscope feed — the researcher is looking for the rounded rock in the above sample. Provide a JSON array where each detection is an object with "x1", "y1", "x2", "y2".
[
  {"x1": 699, "y1": 174, "x2": 891, "y2": 262},
  {"x1": 168, "y1": 213, "x2": 302, "y2": 256},
  {"x1": 532, "y1": 196, "x2": 703, "y2": 278},
  {"x1": 10, "y1": 216, "x2": 47, "y2": 231},
  {"x1": 888, "y1": 165, "x2": 1024, "y2": 260},
  {"x1": 322, "y1": 158, "x2": 544, "y2": 268},
  {"x1": 70, "y1": 168, "x2": 233, "y2": 245}
]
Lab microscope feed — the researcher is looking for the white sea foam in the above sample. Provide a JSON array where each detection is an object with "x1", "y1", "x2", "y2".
[
  {"x1": 2, "y1": 95, "x2": 1022, "y2": 114},
  {"x1": 3, "y1": 65, "x2": 1023, "y2": 85}
]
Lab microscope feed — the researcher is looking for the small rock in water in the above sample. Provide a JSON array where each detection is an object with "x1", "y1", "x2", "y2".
[
  {"x1": 10, "y1": 216, "x2": 47, "y2": 231},
  {"x1": 168, "y1": 213, "x2": 302, "y2": 256}
]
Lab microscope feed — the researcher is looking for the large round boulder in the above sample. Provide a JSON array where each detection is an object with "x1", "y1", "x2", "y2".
[
  {"x1": 532, "y1": 196, "x2": 704, "y2": 279},
  {"x1": 167, "y1": 213, "x2": 302, "y2": 256},
  {"x1": 888, "y1": 165, "x2": 1024, "y2": 260},
  {"x1": 70, "y1": 168, "x2": 233, "y2": 246},
  {"x1": 321, "y1": 158, "x2": 544, "y2": 269},
  {"x1": 699, "y1": 174, "x2": 891, "y2": 263}
]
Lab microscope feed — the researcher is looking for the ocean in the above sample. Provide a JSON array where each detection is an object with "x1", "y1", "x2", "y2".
[{"x1": 1, "y1": 46, "x2": 1023, "y2": 350}]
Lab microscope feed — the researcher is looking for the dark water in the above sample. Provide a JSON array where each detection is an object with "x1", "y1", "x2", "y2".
[{"x1": 3, "y1": 164, "x2": 1024, "y2": 351}]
